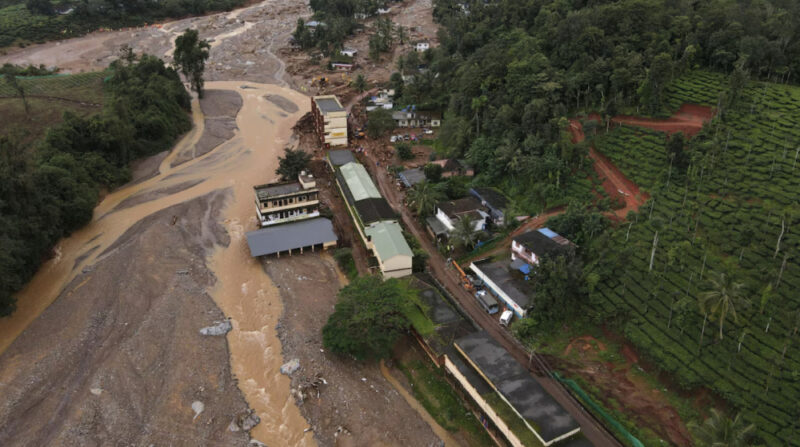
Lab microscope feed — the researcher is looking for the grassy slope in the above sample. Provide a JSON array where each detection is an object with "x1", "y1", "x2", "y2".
[
  {"x1": 593, "y1": 71, "x2": 800, "y2": 446},
  {"x1": 0, "y1": 71, "x2": 106, "y2": 145}
]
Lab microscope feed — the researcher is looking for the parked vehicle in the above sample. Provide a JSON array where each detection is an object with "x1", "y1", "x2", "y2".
[
  {"x1": 423, "y1": 128, "x2": 434, "y2": 135},
  {"x1": 499, "y1": 310, "x2": 513, "y2": 327},
  {"x1": 390, "y1": 135, "x2": 399, "y2": 143},
  {"x1": 474, "y1": 290, "x2": 499, "y2": 314}
]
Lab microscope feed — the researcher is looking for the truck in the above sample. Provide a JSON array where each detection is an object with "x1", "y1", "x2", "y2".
[
  {"x1": 474, "y1": 290, "x2": 499, "y2": 315},
  {"x1": 499, "y1": 310, "x2": 513, "y2": 327}
]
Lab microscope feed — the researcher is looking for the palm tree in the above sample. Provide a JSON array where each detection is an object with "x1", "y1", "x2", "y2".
[
  {"x1": 405, "y1": 181, "x2": 444, "y2": 217},
  {"x1": 699, "y1": 271, "x2": 748, "y2": 339},
  {"x1": 688, "y1": 409, "x2": 755, "y2": 447},
  {"x1": 450, "y1": 215, "x2": 479, "y2": 250},
  {"x1": 350, "y1": 74, "x2": 367, "y2": 92}
]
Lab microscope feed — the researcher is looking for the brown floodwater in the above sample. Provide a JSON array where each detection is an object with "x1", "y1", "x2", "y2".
[{"x1": 0, "y1": 81, "x2": 314, "y2": 446}]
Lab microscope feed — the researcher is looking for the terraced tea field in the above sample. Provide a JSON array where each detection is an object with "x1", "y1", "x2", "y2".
[{"x1": 591, "y1": 71, "x2": 800, "y2": 445}]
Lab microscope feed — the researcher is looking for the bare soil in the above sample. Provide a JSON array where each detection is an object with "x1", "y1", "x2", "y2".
[
  {"x1": 268, "y1": 255, "x2": 442, "y2": 447},
  {"x1": 0, "y1": 190, "x2": 255, "y2": 446},
  {"x1": 173, "y1": 89, "x2": 243, "y2": 166},
  {"x1": 612, "y1": 104, "x2": 715, "y2": 137}
]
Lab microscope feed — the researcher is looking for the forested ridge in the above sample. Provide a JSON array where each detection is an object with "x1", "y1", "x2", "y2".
[
  {"x1": 0, "y1": 0, "x2": 246, "y2": 48},
  {"x1": 0, "y1": 54, "x2": 191, "y2": 315}
]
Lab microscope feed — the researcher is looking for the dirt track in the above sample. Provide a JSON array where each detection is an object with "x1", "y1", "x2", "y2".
[{"x1": 612, "y1": 104, "x2": 714, "y2": 137}]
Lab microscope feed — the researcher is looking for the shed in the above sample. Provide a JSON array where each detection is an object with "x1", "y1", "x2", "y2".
[
  {"x1": 246, "y1": 218, "x2": 338, "y2": 257},
  {"x1": 339, "y1": 162, "x2": 382, "y2": 202},
  {"x1": 469, "y1": 260, "x2": 532, "y2": 317},
  {"x1": 327, "y1": 149, "x2": 355, "y2": 168},
  {"x1": 399, "y1": 168, "x2": 426, "y2": 188}
]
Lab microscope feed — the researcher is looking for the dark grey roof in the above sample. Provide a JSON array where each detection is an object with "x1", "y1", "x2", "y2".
[
  {"x1": 436, "y1": 196, "x2": 483, "y2": 218},
  {"x1": 246, "y1": 218, "x2": 337, "y2": 257},
  {"x1": 399, "y1": 168, "x2": 426, "y2": 187},
  {"x1": 559, "y1": 436, "x2": 594, "y2": 447},
  {"x1": 425, "y1": 216, "x2": 448, "y2": 236},
  {"x1": 328, "y1": 149, "x2": 355, "y2": 167},
  {"x1": 471, "y1": 187, "x2": 508, "y2": 210},
  {"x1": 455, "y1": 331, "x2": 580, "y2": 444},
  {"x1": 254, "y1": 182, "x2": 304, "y2": 201},
  {"x1": 514, "y1": 230, "x2": 568, "y2": 259},
  {"x1": 354, "y1": 197, "x2": 396, "y2": 224},
  {"x1": 314, "y1": 97, "x2": 344, "y2": 113},
  {"x1": 472, "y1": 261, "x2": 532, "y2": 309},
  {"x1": 444, "y1": 345, "x2": 493, "y2": 395}
]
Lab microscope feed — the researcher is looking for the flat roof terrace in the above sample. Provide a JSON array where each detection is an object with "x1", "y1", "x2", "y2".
[{"x1": 314, "y1": 96, "x2": 345, "y2": 114}]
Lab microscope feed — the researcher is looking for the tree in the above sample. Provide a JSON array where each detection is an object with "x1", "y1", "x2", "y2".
[
  {"x1": 0, "y1": 66, "x2": 29, "y2": 115},
  {"x1": 25, "y1": 0, "x2": 54, "y2": 15},
  {"x1": 423, "y1": 163, "x2": 443, "y2": 182},
  {"x1": 532, "y1": 250, "x2": 584, "y2": 324},
  {"x1": 395, "y1": 142, "x2": 413, "y2": 160},
  {"x1": 173, "y1": 29, "x2": 210, "y2": 98},
  {"x1": 688, "y1": 409, "x2": 755, "y2": 447},
  {"x1": 666, "y1": 132, "x2": 689, "y2": 171},
  {"x1": 322, "y1": 276, "x2": 420, "y2": 360},
  {"x1": 699, "y1": 271, "x2": 748, "y2": 339},
  {"x1": 395, "y1": 25, "x2": 408, "y2": 44},
  {"x1": 405, "y1": 180, "x2": 445, "y2": 217},
  {"x1": 350, "y1": 73, "x2": 367, "y2": 92},
  {"x1": 275, "y1": 148, "x2": 311, "y2": 180},
  {"x1": 366, "y1": 108, "x2": 395, "y2": 138},
  {"x1": 450, "y1": 215, "x2": 479, "y2": 250}
]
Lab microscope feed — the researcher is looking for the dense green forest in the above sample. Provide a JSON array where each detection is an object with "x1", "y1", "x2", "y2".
[
  {"x1": 403, "y1": 0, "x2": 800, "y2": 445},
  {"x1": 0, "y1": 0, "x2": 245, "y2": 48},
  {"x1": 0, "y1": 54, "x2": 191, "y2": 316}
]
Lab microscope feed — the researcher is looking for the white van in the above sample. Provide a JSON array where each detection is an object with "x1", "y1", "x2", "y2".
[{"x1": 499, "y1": 310, "x2": 513, "y2": 327}]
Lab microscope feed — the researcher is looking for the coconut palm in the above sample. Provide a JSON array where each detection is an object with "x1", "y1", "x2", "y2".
[
  {"x1": 688, "y1": 409, "x2": 755, "y2": 447},
  {"x1": 699, "y1": 271, "x2": 748, "y2": 339},
  {"x1": 405, "y1": 181, "x2": 445, "y2": 217},
  {"x1": 450, "y1": 215, "x2": 479, "y2": 250}
]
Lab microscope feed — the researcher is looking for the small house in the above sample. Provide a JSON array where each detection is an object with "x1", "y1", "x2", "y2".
[
  {"x1": 332, "y1": 62, "x2": 354, "y2": 71},
  {"x1": 511, "y1": 228, "x2": 572, "y2": 266},
  {"x1": 470, "y1": 187, "x2": 508, "y2": 225},
  {"x1": 340, "y1": 48, "x2": 357, "y2": 57},
  {"x1": 435, "y1": 197, "x2": 489, "y2": 233},
  {"x1": 399, "y1": 168, "x2": 426, "y2": 188},
  {"x1": 469, "y1": 260, "x2": 532, "y2": 318},
  {"x1": 415, "y1": 42, "x2": 430, "y2": 52}
]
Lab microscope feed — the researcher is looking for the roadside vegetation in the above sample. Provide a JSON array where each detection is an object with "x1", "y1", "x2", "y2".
[
  {"x1": 0, "y1": 0, "x2": 246, "y2": 48},
  {"x1": 0, "y1": 53, "x2": 190, "y2": 317}
]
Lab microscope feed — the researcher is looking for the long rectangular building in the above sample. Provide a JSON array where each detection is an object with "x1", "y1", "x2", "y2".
[
  {"x1": 312, "y1": 95, "x2": 348, "y2": 147},
  {"x1": 333, "y1": 160, "x2": 412, "y2": 278}
]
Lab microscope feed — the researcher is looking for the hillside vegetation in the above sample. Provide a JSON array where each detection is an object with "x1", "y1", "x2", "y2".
[
  {"x1": 0, "y1": 54, "x2": 190, "y2": 317},
  {"x1": 586, "y1": 71, "x2": 800, "y2": 446},
  {"x1": 0, "y1": 0, "x2": 245, "y2": 48},
  {"x1": 0, "y1": 71, "x2": 107, "y2": 144}
]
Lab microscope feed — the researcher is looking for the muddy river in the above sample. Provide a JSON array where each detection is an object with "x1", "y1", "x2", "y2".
[{"x1": 0, "y1": 81, "x2": 314, "y2": 445}]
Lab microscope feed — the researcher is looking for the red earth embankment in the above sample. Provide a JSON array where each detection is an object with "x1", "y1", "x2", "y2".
[{"x1": 611, "y1": 104, "x2": 715, "y2": 137}]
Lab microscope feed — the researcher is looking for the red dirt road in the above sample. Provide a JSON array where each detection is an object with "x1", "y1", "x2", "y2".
[
  {"x1": 569, "y1": 120, "x2": 648, "y2": 218},
  {"x1": 611, "y1": 104, "x2": 714, "y2": 137}
]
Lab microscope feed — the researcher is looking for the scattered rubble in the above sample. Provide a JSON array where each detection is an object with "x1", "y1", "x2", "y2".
[
  {"x1": 280, "y1": 358, "x2": 300, "y2": 375},
  {"x1": 200, "y1": 319, "x2": 233, "y2": 336}
]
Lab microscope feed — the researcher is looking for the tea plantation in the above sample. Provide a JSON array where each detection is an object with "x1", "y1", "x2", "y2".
[{"x1": 590, "y1": 71, "x2": 800, "y2": 445}]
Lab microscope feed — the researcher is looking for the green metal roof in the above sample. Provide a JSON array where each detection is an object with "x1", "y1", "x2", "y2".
[
  {"x1": 365, "y1": 221, "x2": 413, "y2": 261},
  {"x1": 339, "y1": 162, "x2": 382, "y2": 201}
]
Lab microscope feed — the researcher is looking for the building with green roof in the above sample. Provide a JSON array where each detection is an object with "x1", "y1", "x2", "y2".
[
  {"x1": 364, "y1": 221, "x2": 413, "y2": 278},
  {"x1": 339, "y1": 162, "x2": 381, "y2": 202}
]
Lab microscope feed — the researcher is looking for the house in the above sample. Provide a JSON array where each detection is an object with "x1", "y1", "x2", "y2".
[
  {"x1": 470, "y1": 187, "x2": 508, "y2": 225},
  {"x1": 431, "y1": 159, "x2": 474, "y2": 178},
  {"x1": 392, "y1": 109, "x2": 442, "y2": 128},
  {"x1": 415, "y1": 41, "x2": 430, "y2": 52},
  {"x1": 511, "y1": 228, "x2": 572, "y2": 266},
  {"x1": 311, "y1": 95, "x2": 348, "y2": 147},
  {"x1": 245, "y1": 217, "x2": 338, "y2": 258},
  {"x1": 332, "y1": 62, "x2": 354, "y2": 71},
  {"x1": 398, "y1": 168, "x2": 426, "y2": 188},
  {"x1": 305, "y1": 20, "x2": 324, "y2": 28},
  {"x1": 366, "y1": 89, "x2": 394, "y2": 111},
  {"x1": 426, "y1": 216, "x2": 449, "y2": 241},
  {"x1": 448, "y1": 331, "x2": 582, "y2": 446},
  {"x1": 340, "y1": 48, "x2": 357, "y2": 57},
  {"x1": 469, "y1": 260, "x2": 532, "y2": 317},
  {"x1": 253, "y1": 172, "x2": 319, "y2": 227},
  {"x1": 435, "y1": 197, "x2": 489, "y2": 233},
  {"x1": 364, "y1": 221, "x2": 413, "y2": 278},
  {"x1": 377, "y1": 7, "x2": 391, "y2": 14}
]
